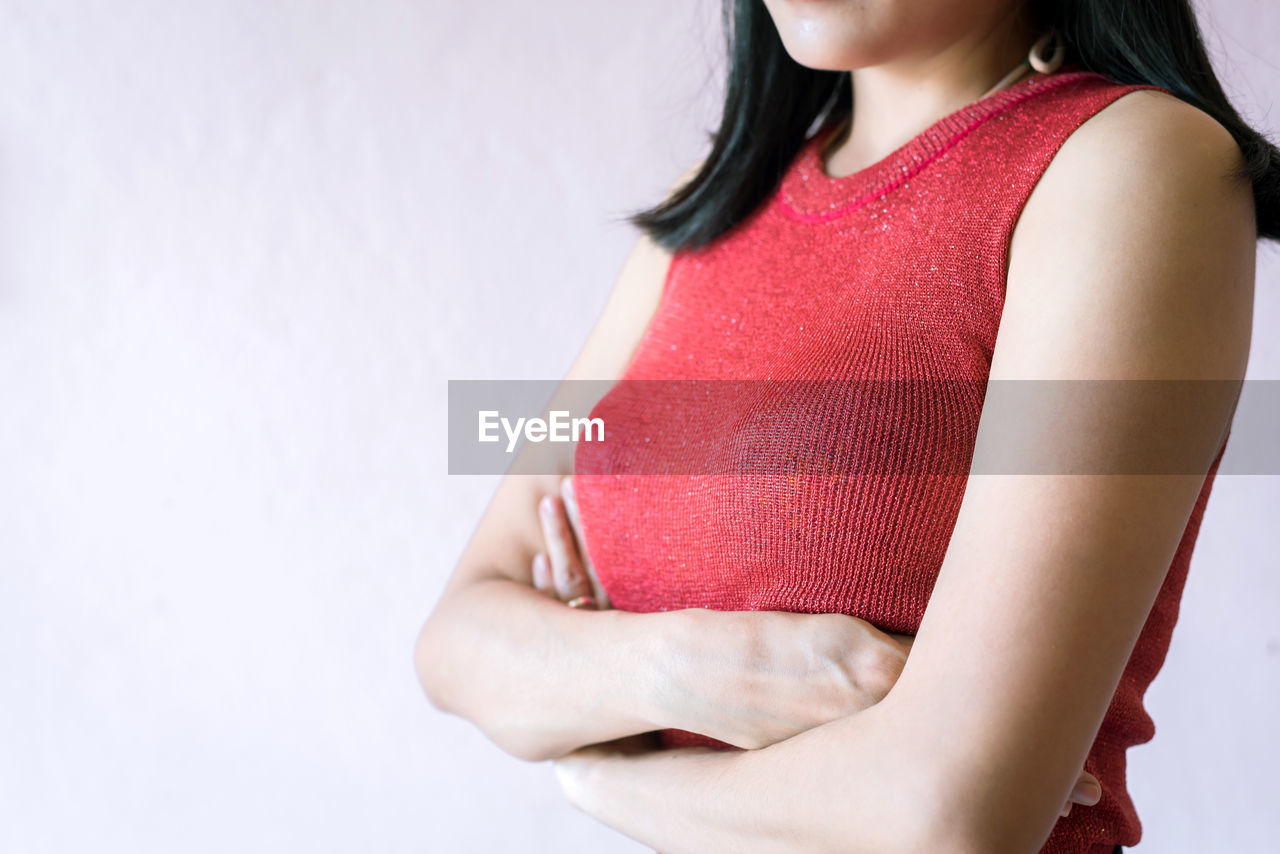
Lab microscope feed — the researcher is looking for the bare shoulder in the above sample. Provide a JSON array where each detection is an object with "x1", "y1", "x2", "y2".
[
  {"x1": 1022, "y1": 86, "x2": 1255, "y2": 245},
  {"x1": 1066, "y1": 87, "x2": 1245, "y2": 172},
  {"x1": 1002, "y1": 86, "x2": 1256, "y2": 382}
]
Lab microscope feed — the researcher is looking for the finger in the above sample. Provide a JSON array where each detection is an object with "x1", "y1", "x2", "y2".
[
  {"x1": 531, "y1": 552, "x2": 553, "y2": 595},
  {"x1": 1060, "y1": 802, "x2": 1072, "y2": 818},
  {"x1": 561, "y1": 476, "x2": 612, "y2": 609},
  {"x1": 538, "y1": 495, "x2": 594, "y2": 603},
  {"x1": 536, "y1": 495, "x2": 575, "y2": 600},
  {"x1": 1069, "y1": 772, "x2": 1102, "y2": 806}
]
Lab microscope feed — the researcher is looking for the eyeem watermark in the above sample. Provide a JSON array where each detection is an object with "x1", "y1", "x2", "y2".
[
  {"x1": 450, "y1": 378, "x2": 1280, "y2": 476},
  {"x1": 478, "y1": 410, "x2": 604, "y2": 453}
]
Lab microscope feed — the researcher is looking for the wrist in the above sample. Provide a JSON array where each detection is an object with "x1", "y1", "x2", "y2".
[
  {"x1": 642, "y1": 607, "x2": 697, "y2": 733},
  {"x1": 639, "y1": 607, "x2": 762, "y2": 738},
  {"x1": 602, "y1": 606, "x2": 683, "y2": 733}
]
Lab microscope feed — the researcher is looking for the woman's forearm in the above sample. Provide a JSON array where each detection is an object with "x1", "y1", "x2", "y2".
[
  {"x1": 419, "y1": 571, "x2": 912, "y2": 762},
  {"x1": 560, "y1": 694, "x2": 967, "y2": 854},
  {"x1": 416, "y1": 574, "x2": 676, "y2": 761}
]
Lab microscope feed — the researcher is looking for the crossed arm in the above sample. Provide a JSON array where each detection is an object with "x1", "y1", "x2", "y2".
[
  {"x1": 419, "y1": 92, "x2": 1254, "y2": 853},
  {"x1": 416, "y1": 163, "x2": 924, "y2": 764},
  {"x1": 545, "y1": 91, "x2": 1255, "y2": 854}
]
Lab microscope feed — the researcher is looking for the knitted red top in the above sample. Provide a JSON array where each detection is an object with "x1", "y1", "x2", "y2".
[{"x1": 573, "y1": 67, "x2": 1223, "y2": 854}]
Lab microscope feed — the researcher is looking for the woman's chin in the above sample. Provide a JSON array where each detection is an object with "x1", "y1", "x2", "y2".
[
  {"x1": 777, "y1": 44, "x2": 866, "y2": 73},
  {"x1": 773, "y1": 28, "x2": 878, "y2": 72}
]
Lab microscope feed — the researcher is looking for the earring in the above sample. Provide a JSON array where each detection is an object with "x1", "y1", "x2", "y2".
[{"x1": 1028, "y1": 28, "x2": 1065, "y2": 74}]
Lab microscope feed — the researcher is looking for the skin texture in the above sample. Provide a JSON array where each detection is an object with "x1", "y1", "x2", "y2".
[
  {"x1": 532, "y1": 485, "x2": 1097, "y2": 816},
  {"x1": 414, "y1": 214, "x2": 675, "y2": 762},
  {"x1": 764, "y1": 0, "x2": 1038, "y2": 175},
  {"x1": 534, "y1": 489, "x2": 922, "y2": 750},
  {"x1": 413, "y1": 162, "x2": 922, "y2": 762},
  {"x1": 550, "y1": 57, "x2": 1254, "y2": 854},
  {"x1": 422, "y1": 1, "x2": 1253, "y2": 849}
]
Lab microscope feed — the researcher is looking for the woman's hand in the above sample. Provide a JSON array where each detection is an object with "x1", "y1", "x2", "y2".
[
  {"x1": 530, "y1": 476, "x2": 612, "y2": 610},
  {"x1": 656, "y1": 607, "x2": 913, "y2": 750},
  {"x1": 525, "y1": 478, "x2": 908, "y2": 745},
  {"x1": 531, "y1": 481, "x2": 1100, "y2": 816}
]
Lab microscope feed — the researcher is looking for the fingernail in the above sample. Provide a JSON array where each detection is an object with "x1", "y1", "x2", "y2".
[
  {"x1": 1071, "y1": 780, "x2": 1101, "y2": 806},
  {"x1": 562, "y1": 477, "x2": 574, "y2": 499},
  {"x1": 540, "y1": 495, "x2": 554, "y2": 516}
]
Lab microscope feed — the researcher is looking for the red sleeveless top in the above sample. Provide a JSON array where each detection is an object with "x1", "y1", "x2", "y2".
[{"x1": 573, "y1": 67, "x2": 1223, "y2": 853}]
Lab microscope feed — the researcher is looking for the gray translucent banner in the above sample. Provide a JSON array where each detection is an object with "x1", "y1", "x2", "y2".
[{"x1": 448, "y1": 379, "x2": 1279, "y2": 475}]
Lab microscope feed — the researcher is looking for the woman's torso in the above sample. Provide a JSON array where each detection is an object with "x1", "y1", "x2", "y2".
[{"x1": 574, "y1": 68, "x2": 1221, "y2": 854}]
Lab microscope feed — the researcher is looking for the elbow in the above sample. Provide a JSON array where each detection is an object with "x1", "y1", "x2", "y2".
[
  {"x1": 413, "y1": 615, "x2": 563, "y2": 764},
  {"x1": 413, "y1": 617, "x2": 452, "y2": 714}
]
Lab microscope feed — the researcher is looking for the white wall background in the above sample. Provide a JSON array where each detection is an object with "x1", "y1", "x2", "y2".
[{"x1": 0, "y1": 1, "x2": 1275, "y2": 852}]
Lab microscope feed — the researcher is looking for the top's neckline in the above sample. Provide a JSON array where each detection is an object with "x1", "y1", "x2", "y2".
[{"x1": 778, "y1": 64, "x2": 1098, "y2": 222}]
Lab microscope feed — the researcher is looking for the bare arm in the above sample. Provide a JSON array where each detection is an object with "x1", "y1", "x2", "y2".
[
  {"x1": 552, "y1": 91, "x2": 1255, "y2": 852},
  {"x1": 414, "y1": 219, "x2": 676, "y2": 761},
  {"x1": 415, "y1": 161, "x2": 914, "y2": 762}
]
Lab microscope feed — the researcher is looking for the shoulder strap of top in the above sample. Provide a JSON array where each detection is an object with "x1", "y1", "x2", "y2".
[{"x1": 955, "y1": 69, "x2": 1175, "y2": 318}]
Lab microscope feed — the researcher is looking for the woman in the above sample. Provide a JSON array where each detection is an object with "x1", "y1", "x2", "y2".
[{"x1": 417, "y1": 0, "x2": 1274, "y2": 851}]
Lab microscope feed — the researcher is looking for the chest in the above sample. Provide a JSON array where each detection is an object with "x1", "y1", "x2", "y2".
[{"x1": 572, "y1": 207, "x2": 1001, "y2": 632}]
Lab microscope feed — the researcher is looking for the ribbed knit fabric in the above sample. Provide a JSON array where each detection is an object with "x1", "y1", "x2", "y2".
[{"x1": 573, "y1": 66, "x2": 1224, "y2": 854}]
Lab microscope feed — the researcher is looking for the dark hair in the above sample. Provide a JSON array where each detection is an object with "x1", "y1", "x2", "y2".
[{"x1": 624, "y1": 0, "x2": 1280, "y2": 251}]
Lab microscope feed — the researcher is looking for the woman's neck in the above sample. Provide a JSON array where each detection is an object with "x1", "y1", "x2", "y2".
[{"x1": 825, "y1": 17, "x2": 1039, "y2": 179}]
